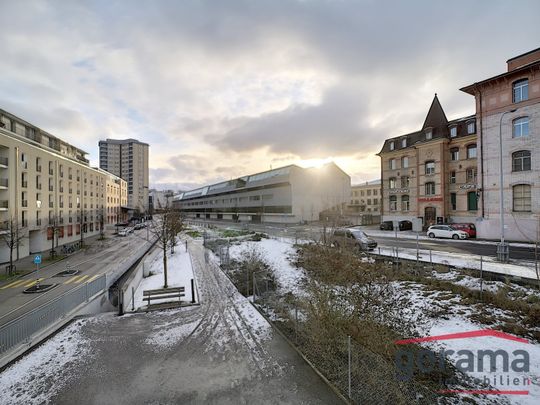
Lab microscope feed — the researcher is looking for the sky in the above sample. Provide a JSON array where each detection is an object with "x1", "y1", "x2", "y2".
[{"x1": 1, "y1": 0, "x2": 539, "y2": 191}]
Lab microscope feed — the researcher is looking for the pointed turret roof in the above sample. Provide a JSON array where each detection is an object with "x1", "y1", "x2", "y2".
[{"x1": 421, "y1": 93, "x2": 448, "y2": 130}]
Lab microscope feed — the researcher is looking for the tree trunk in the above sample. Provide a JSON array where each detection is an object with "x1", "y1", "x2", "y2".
[
  {"x1": 163, "y1": 245, "x2": 168, "y2": 288},
  {"x1": 9, "y1": 245, "x2": 13, "y2": 276}
]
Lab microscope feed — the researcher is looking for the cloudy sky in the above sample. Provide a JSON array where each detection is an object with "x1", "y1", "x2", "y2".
[{"x1": 1, "y1": 1, "x2": 539, "y2": 190}]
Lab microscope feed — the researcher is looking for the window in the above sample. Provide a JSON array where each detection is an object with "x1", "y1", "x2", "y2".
[
  {"x1": 450, "y1": 171, "x2": 456, "y2": 184},
  {"x1": 425, "y1": 130, "x2": 432, "y2": 140},
  {"x1": 389, "y1": 159, "x2": 396, "y2": 170},
  {"x1": 401, "y1": 138, "x2": 407, "y2": 148},
  {"x1": 425, "y1": 182, "x2": 435, "y2": 195},
  {"x1": 513, "y1": 117, "x2": 529, "y2": 138},
  {"x1": 389, "y1": 177, "x2": 396, "y2": 189},
  {"x1": 467, "y1": 121, "x2": 476, "y2": 134},
  {"x1": 467, "y1": 144, "x2": 477, "y2": 159},
  {"x1": 512, "y1": 150, "x2": 531, "y2": 172},
  {"x1": 513, "y1": 79, "x2": 529, "y2": 103},
  {"x1": 450, "y1": 193, "x2": 457, "y2": 210},
  {"x1": 390, "y1": 141, "x2": 395, "y2": 151},
  {"x1": 401, "y1": 156, "x2": 409, "y2": 168},
  {"x1": 449, "y1": 126, "x2": 457, "y2": 138},
  {"x1": 373, "y1": 198, "x2": 378, "y2": 205},
  {"x1": 450, "y1": 147, "x2": 459, "y2": 161},
  {"x1": 401, "y1": 195, "x2": 410, "y2": 211},
  {"x1": 425, "y1": 161, "x2": 435, "y2": 175},
  {"x1": 466, "y1": 168, "x2": 477, "y2": 183},
  {"x1": 401, "y1": 176, "x2": 409, "y2": 188},
  {"x1": 389, "y1": 196, "x2": 397, "y2": 211},
  {"x1": 367, "y1": 190, "x2": 372, "y2": 196},
  {"x1": 513, "y1": 184, "x2": 531, "y2": 212},
  {"x1": 467, "y1": 192, "x2": 478, "y2": 211}
]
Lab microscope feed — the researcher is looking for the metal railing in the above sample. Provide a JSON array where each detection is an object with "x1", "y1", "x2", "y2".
[{"x1": 0, "y1": 274, "x2": 106, "y2": 356}]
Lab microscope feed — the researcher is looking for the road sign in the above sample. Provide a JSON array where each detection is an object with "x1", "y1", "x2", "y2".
[{"x1": 33, "y1": 255, "x2": 42, "y2": 265}]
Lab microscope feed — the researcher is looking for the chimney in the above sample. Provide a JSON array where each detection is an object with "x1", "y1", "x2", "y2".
[{"x1": 507, "y1": 48, "x2": 540, "y2": 72}]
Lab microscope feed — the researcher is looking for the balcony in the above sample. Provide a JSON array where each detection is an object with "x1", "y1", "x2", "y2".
[{"x1": 0, "y1": 157, "x2": 8, "y2": 168}]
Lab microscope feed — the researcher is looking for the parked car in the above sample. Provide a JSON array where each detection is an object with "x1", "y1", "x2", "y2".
[
  {"x1": 134, "y1": 223, "x2": 144, "y2": 230},
  {"x1": 448, "y1": 223, "x2": 476, "y2": 238},
  {"x1": 380, "y1": 221, "x2": 393, "y2": 230},
  {"x1": 398, "y1": 220, "x2": 413, "y2": 231},
  {"x1": 427, "y1": 225, "x2": 469, "y2": 240},
  {"x1": 127, "y1": 227, "x2": 135, "y2": 234},
  {"x1": 118, "y1": 229, "x2": 128, "y2": 237},
  {"x1": 331, "y1": 227, "x2": 377, "y2": 251}
]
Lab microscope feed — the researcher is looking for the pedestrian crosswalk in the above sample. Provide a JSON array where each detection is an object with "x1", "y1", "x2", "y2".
[{"x1": 0, "y1": 274, "x2": 103, "y2": 289}]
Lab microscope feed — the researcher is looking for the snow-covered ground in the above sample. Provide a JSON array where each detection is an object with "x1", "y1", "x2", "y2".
[
  {"x1": 132, "y1": 246, "x2": 197, "y2": 310},
  {"x1": 0, "y1": 319, "x2": 90, "y2": 405}
]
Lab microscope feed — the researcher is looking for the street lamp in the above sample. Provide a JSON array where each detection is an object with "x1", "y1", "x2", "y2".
[{"x1": 497, "y1": 108, "x2": 517, "y2": 262}]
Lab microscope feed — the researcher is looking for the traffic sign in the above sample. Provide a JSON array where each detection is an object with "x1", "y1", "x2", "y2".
[{"x1": 33, "y1": 255, "x2": 42, "y2": 265}]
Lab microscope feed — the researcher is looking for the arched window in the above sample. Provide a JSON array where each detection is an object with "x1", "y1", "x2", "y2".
[
  {"x1": 401, "y1": 195, "x2": 410, "y2": 211},
  {"x1": 513, "y1": 117, "x2": 529, "y2": 138},
  {"x1": 513, "y1": 184, "x2": 531, "y2": 212},
  {"x1": 389, "y1": 196, "x2": 397, "y2": 211},
  {"x1": 467, "y1": 144, "x2": 477, "y2": 159},
  {"x1": 513, "y1": 79, "x2": 529, "y2": 103},
  {"x1": 512, "y1": 151, "x2": 531, "y2": 172}
]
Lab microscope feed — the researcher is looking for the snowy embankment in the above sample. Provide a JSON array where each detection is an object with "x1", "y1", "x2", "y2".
[
  {"x1": 132, "y1": 245, "x2": 196, "y2": 310},
  {"x1": 375, "y1": 245, "x2": 539, "y2": 281}
]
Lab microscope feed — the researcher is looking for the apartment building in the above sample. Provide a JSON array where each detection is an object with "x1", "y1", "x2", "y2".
[
  {"x1": 378, "y1": 95, "x2": 478, "y2": 227},
  {"x1": 99, "y1": 168, "x2": 128, "y2": 226},
  {"x1": 174, "y1": 163, "x2": 351, "y2": 224},
  {"x1": 0, "y1": 109, "x2": 126, "y2": 263},
  {"x1": 348, "y1": 180, "x2": 381, "y2": 215},
  {"x1": 99, "y1": 138, "x2": 149, "y2": 212},
  {"x1": 461, "y1": 48, "x2": 540, "y2": 242}
]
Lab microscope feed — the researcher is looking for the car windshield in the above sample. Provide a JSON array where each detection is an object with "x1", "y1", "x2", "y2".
[{"x1": 350, "y1": 230, "x2": 368, "y2": 240}]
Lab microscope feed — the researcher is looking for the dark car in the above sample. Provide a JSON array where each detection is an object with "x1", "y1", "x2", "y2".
[
  {"x1": 448, "y1": 223, "x2": 476, "y2": 238},
  {"x1": 331, "y1": 227, "x2": 377, "y2": 251},
  {"x1": 398, "y1": 220, "x2": 413, "y2": 231},
  {"x1": 380, "y1": 221, "x2": 393, "y2": 230}
]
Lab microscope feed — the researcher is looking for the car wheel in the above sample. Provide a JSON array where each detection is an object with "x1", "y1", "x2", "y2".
[
  {"x1": 452, "y1": 234, "x2": 459, "y2": 240},
  {"x1": 428, "y1": 233, "x2": 435, "y2": 238}
]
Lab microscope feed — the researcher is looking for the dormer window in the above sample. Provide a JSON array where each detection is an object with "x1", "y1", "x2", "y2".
[
  {"x1": 425, "y1": 130, "x2": 432, "y2": 140},
  {"x1": 467, "y1": 121, "x2": 476, "y2": 134},
  {"x1": 449, "y1": 126, "x2": 457, "y2": 138},
  {"x1": 401, "y1": 138, "x2": 407, "y2": 148},
  {"x1": 389, "y1": 141, "x2": 395, "y2": 151}
]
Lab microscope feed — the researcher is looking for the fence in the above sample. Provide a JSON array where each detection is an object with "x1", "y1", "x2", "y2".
[{"x1": 0, "y1": 274, "x2": 106, "y2": 357}]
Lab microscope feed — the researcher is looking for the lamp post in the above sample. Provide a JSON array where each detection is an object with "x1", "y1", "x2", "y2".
[{"x1": 497, "y1": 108, "x2": 516, "y2": 262}]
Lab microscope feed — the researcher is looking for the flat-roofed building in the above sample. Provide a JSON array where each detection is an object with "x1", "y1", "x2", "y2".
[
  {"x1": 0, "y1": 109, "x2": 126, "y2": 262},
  {"x1": 174, "y1": 162, "x2": 351, "y2": 224}
]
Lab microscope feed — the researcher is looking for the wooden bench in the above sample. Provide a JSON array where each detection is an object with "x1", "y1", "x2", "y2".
[{"x1": 143, "y1": 287, "x2": 185, "y2": 307}]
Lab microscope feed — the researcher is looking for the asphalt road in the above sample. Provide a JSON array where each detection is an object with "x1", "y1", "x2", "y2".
[
  {"x1": 0, "y1": 228, "x2": 152, "y2": 327},
  {"x1": 0, "y1": 239, "x2": 342, "y2": 404}
]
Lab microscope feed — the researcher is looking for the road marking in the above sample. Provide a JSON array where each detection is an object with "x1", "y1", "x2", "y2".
[
  {"x1": 64, "y1": 275, "x2": 83, "y2": 285},
  {"x1": 86, "y1": 274, "x2": 101, "y2": 283},
  {"x1": 74, "y1": 275, "x2": 89, "y2": 283},
  {"x1": 23, "y1": 278, "x2": 45, "y2": 288},
  {"x1": 0, "y1": 279, "x2": 28, "y2": 289}
]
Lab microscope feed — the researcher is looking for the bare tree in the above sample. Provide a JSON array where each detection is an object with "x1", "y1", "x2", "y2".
[
  {"x1": 2, "y1": 217, "x2": 26, "y2": 276},
  {"x1": 149, "y1": 205, "x2": 183, "y2": 288}
]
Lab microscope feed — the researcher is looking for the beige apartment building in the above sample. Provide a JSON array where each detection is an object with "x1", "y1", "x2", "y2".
[
  {"x1": 461, "y1": 48, "x2": 540, "y2": 242},
  {"x1": 348, "y1": 180, "x2": 381, "y2": 215},
  {"x1": 99, "y1": 138, "x2": 149, "y2": 213},
  {"x1": 378, "y1": 95, "x2": 478, "y2": 227},
  {"x1": 0, "y1": 109, "x2": 127, "y2": 263}
]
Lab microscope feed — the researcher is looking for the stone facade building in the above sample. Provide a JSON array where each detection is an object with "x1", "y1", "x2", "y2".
[
  {"x1": 378, "y1": 96, "x2": 478, "y2": 227},
  {"x1": 461, "y1": 48, "x2": 540, "y2": 242}
]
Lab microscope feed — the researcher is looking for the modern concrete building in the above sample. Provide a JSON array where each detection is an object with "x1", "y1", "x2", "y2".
[
  {"x1": 0, "y1": 109, "x2": 127, "y2": 263},
  {"x1": 148, "y1": 189, "x2": 174, "y2": 212},
  {"x1": 378, "y1": 95, "x2": 478, "y2": 228},
  {"x1": 98, "y1": 138, "x2": 149, "y2": 213},
  {"x1": 461, "y1": 48, "x2": 540, "y2": 242},
  {"x1": 173, "y1": 163, "x2": 351, "y2": 224},
  {"x1": 348, "y1": 180, "x2": 381, "y2": 215}
]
